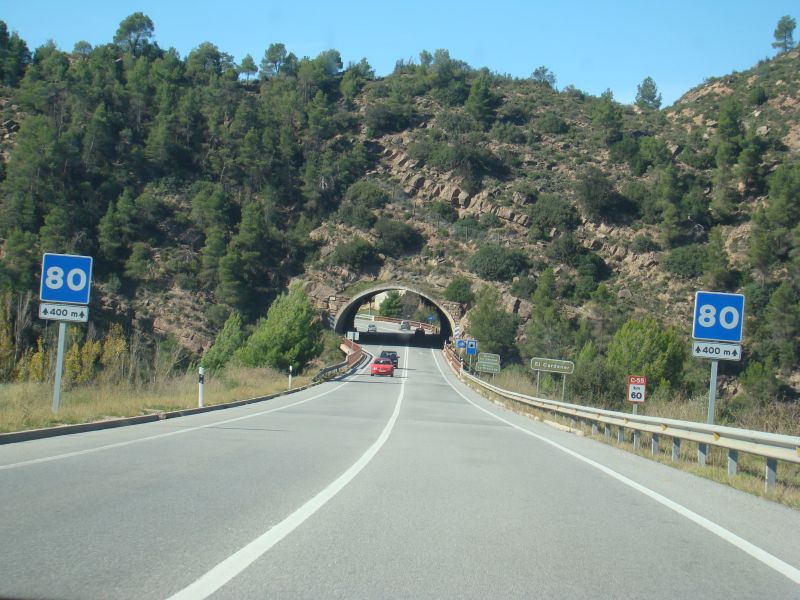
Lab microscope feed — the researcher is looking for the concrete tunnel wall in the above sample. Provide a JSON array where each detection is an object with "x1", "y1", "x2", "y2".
[{"x1": 332, "y1": 285, "x2": 456, "y2": 338}]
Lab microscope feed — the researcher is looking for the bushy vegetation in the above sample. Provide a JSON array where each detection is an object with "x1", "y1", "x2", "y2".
[
  {"x1": 467, "y1": 245, "x2": 529, "y2": 281},
  {"x1": 444, "y1": 275, "x2": 474, "y2": 305}
]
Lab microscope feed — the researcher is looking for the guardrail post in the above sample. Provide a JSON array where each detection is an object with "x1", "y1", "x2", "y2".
[
  {"x1": 592, "y1": 422, "x2": 598, "y2": 436},
  {"x1": 603, "y1": 425, "x2": 611, "y2": 438},
  {"x1": 651, "y1": 433, "x2": 659, "y2": 456},
  {"x1": 617, "y1": 426, "x2": 625, "y2": 443},
  {"x1": 727, "y1": 449, "x2": 738, "y2": 476},
  {"x1": 765, "y1": 458, "x2": 777, "y2": 489},
  {"x1": 698, "y1": 443, "x2": 708, "y2": 466},
  {"x1": 633, "y1": 429, "x2": 640, "y2": 450},
  {"x1": 672, "y1": 437, "x2": 681, "y2": 461}
]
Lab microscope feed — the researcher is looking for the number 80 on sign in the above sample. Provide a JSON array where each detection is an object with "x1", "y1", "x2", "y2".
[
  {"x1": 692, "y1": 291, "x2": 745, "y2": 344},
  {"x1": 39, "y1": 253, "x2": 93, "y2": 305}
]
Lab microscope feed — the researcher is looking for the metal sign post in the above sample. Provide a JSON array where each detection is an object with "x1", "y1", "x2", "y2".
[
  {"x1": 51, "y1": 322, "x2": 67, "y2": 413},
  {"x1": 530, "y1": 357, "x2": 574, "y2": 400}
]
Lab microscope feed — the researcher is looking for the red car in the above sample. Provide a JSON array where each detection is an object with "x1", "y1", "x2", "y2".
[{"x1": 370, "y1": 357, "x2": 395, "y2": 377}]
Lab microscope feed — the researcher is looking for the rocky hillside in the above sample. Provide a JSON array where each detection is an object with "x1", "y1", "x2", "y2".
[{"x1": 0, "y1": 21, "x2": 798, "y2": 401}]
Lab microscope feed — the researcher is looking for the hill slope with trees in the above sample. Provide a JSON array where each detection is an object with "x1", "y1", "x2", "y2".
[{"x1": 0, "y1": 15, "x2": 798, "y2": 426}]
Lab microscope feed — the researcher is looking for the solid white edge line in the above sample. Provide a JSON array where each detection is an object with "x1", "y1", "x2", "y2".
[
  {"x1": 1, "y1": 373, "x2": 363, "y2": 471},
  {"x1": 166, "y1": 346, "x2": 408, "y2": 600},
  {"x1": 431, "y1": 348, "x2": 800, "y2": 586}
]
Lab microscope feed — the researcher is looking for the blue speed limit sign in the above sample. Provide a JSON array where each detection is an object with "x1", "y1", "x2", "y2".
[
  {"x1": 40, "y1": 253, "x2": 93, "y2": 305},
  {"x1": 692, "y1": 291, "x2": 745, "y2": 343}
]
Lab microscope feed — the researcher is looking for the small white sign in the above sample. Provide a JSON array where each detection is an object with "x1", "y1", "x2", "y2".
[
  {"x1": 39, "y1": 302, "x2": 89, "y2": 323},
  {"x1": 627, "y1": 375, "x2": 646, "y2": 404},
  {"x1": 692, "y1": 341, "x2": 742, "y2": 361}
]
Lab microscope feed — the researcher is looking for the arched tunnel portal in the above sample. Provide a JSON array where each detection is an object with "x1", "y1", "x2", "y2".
[{"x1": 332, "y1": 285, "x2": 458, "y2": 340}]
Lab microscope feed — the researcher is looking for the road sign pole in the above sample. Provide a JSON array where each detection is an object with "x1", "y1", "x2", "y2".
[
  {"x1": 707, "y1": 359, "x2": 718, "y2": 425},
  {"x1": 697, "y1": 360, "x2": 719, "y2": 466},
  {"x1": 536, "y1": 371, "x2": 540, "y2": 396},
  {"x1": 562, "y1": 374, "x2": 566, "y2": 401},
  {"x1": 51, "y1": 321, "x2": 67, "y2": 413}
]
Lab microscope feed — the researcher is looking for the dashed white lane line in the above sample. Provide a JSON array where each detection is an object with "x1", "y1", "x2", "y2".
[
  {"x1": 166, "y1": 347, "x2": 408, "y2": 600},
  {"x1": 432, "y1": 349, "x2": 800, "y2": 586}
]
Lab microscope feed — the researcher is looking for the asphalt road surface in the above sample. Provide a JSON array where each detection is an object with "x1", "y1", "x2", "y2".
[{"x1": 1, "y1": 339, "x2": 799, "y2": 599}]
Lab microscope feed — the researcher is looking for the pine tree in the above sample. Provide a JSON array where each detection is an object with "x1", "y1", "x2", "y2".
[
  {"x1": 235, "y1": 285, "x2": 322, "y2": 370},
  {"x1": 239, "y1": 54, "x2": 258, "y2": 80},
  {"x1": 201, "y1": 311, "x2": 244, "y2": 372},
  {"x1": 772, "y1": 15, "x2": 797, "y2": 53},
  {"x1": 635, "y1": 76, "x2": 662, "y2": 110}
]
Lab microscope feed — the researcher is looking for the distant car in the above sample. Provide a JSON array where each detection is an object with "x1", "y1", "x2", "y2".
[
  {"x1": 370, "y1": 357, "x2": 394, "y2": 377},
  {"x1": 367, "y1": 324, "x2": 377, "y2": 333},
  {"x1": 414, "y1": 327, "x2": 425, "y2": 336},
  {"x1": 400, "y1": 320, "x2": 410, "y2": 331},
  {"x1": 380, "y1": 350, "x2": 399, "y2": 368}
]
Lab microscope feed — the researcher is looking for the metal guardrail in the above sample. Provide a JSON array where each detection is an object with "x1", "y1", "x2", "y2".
[
  {"x1": 442, "y1": 346, "x2": 800, "y2": 489},
  {"x1": 313, "y1": 339, "x2": 368, "y2": 382}
]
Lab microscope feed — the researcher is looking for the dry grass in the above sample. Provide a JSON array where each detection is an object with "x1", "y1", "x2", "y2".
[
  {"x1": 0, "y1": 366, "x2": 314, "y2": 434},
  {"x1": 464, "y1": 375, "x2": 800, "y2": 510}
]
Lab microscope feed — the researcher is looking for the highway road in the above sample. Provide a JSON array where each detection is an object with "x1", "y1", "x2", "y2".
[{"x1": 1, "y1": 331, "x2": 799, "y2": 599}]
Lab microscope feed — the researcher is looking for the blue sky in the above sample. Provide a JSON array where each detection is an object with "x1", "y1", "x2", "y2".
[{"x1": 3, "y1": 1, "x2": 796, "y2": 106}]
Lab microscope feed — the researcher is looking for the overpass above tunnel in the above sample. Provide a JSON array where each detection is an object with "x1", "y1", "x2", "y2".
[{"x1": 327, "y1": 284, "x2": 463, "y2": 340}]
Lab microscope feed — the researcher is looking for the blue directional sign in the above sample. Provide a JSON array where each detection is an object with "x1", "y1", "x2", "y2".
[
  {"x1": 40, "y1": 253, "x2": 93, "y2": 305},
  {"x1": 428, "y1": 314, "x2": 434, "y2": 323},
  {"x1": 466, "y1": 339, "x2": 478, "y2": 356},
  {"x1": 692, "y1": 291, "x2": 745, "y2": 343},
  {"x1": 456, "y1": 339, "x2": 467, "y2": 349}
]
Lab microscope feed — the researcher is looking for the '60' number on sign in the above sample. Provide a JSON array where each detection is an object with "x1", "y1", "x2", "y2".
[
  {"x1": 697, "y1": 304, "x2": 740, "y2": 330},
  {"x1": 45, "y1": 267, "x2": 87, "y2": 292}
]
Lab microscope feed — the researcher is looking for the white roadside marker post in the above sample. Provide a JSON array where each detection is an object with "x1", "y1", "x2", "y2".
[{"x1": 198, "y1": 367, "x2": 205, "y2": 408}]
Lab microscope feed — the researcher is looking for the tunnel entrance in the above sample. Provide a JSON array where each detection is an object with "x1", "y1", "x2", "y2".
[{"x1": 332, "y1": 285, "x2": 456, "y2": 342}]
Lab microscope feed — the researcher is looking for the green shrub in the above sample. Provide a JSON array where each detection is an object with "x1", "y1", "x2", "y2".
[
  {"x1": 444, "y1": 275, "x2": 475, "y2": 305},
  {"x1": 467, "y1": 245, "x2": 529, "y2": 281},
  {"x1": 511, "y1": 275, "x2": 536, "y2": 299},
  {"x1": 630, "y1": 234, "x2": 661, "y2": 253},
  {"x1": 479, "y1": 212, "x2": 503, "y2": 228},
  {"x1": 336, "y1": 202, "x2": 376, "y2": 230},
  {"x1": 429, "y1": 200, "x2": 458, "y2": 223},
  {"x1": 538, "y1": 112, "x2": 568, "y2": 134},
  {"x1": 527, "y1": 194, "x2": 579, "y2": 240},
  {"x1": 662, "y1": 244, "x2": 706, "y2": 279},
  {"x1": 328, "y1": 238, "x2": 380, "y2": 271},
  {"x1": 490, "y1": 121, "x2": 527, "y2": 143},
  {"x1": 364, "y1": 97, "x2": 417, "y2": 136},
  {"x1": 344, "y1": 180, "x2": 391, "y2": 208},
  {"x1": 374, "y1": 219, "x2": 425, "y2": 257}
]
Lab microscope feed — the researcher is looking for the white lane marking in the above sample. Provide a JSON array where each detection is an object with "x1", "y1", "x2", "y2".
[
  {"x1": 431, "y1": 349, "x2": 800, "y2": 586},
  {"x1": 1, "y1": 375, "x2": 361, "y2": 471},
  {"x1": 167, "y1": 347, "x2": 409, "y2": 600}
]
